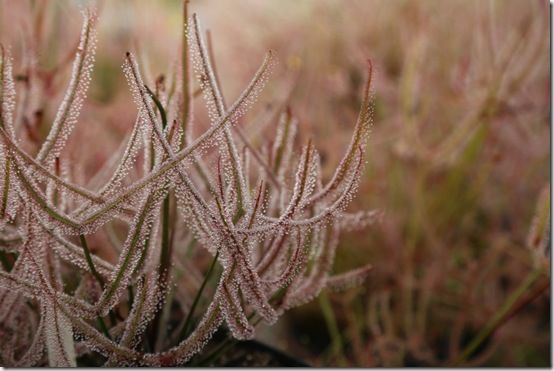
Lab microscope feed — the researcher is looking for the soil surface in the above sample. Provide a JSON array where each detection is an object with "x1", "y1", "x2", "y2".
[{"x1": 216, "y1": 340, "x2": 310, "y2": 367}]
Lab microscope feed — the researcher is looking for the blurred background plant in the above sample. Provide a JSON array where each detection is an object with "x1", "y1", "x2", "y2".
[{"x1": 0, "y1": 0, "x2": 550, "y2": 367}]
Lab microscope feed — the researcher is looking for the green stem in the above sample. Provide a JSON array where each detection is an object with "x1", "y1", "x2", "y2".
[
  {"x1": 145, "y1": 82, "x2": 174, "y2": 350},
  {"x1": 1, "y1": 156, "x2": 10, "y2": 218},
  {"x1": 79, "y1": 234, "x2": 104, "y2": 289},
  {"x1": 319, "y1": 290, "x2": 347, "y2": 366},
  {"x1": 145, "y1": 85, "x2": 167, "y2": 130},
  {"x1": 97, "y1": 316, "x2": 112, "y2": 340},
  {"x1": 178, "y1": 250, "x2": 220, "y2": 341},
  {"x1": 79, "y1": 234, "x2": 113, "y2": 338},
  {"x1": 451, "y1": 268, "x2": 543, "y2": 366}
]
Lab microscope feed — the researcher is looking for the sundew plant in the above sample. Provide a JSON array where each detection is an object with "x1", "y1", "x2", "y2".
[{"x1": 0, "y1": 4, "x2": 379, "y2": 367}]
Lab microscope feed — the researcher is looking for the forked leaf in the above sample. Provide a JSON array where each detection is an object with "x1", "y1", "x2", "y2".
[
  {"x1": 307, "y1": 60, "x2": 373, "y2": 204},
  {"x1": 36, "y1": 9, "x2": 98, "y2": 166}
]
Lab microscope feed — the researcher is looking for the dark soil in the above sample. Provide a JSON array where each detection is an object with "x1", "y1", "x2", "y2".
[{"x1": 215, "y1": 340, "x2": 310, "y2": 367}]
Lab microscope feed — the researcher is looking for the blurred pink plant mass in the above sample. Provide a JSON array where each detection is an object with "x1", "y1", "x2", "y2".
[{"x1": 0, "y1": 0, "x2": 550, "y2": 367}]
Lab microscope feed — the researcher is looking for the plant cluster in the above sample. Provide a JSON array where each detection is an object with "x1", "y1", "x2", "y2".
[{"x1": 0, "y1": 5, "x2": 378, "y2": 367}]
